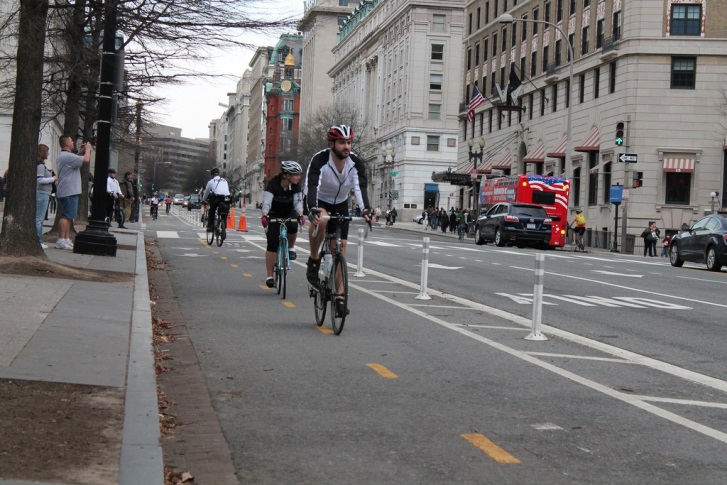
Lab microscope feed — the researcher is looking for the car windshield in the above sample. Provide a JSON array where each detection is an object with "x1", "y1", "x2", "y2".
[
  {"x1": 512, "y1": 205, "x2": 547, "y2": 218},
  {"x1": 174, "y1": 194, "x2": 184, "y2": 199}
]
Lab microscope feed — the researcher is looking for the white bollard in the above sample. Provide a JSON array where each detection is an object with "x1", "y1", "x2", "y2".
[
  {"x1": 525, "y1": 253, "x2": 548, "y2": 341},
  {"x1": 415, "y1": 237, "x2": 432, "y2": 300},
  {"x1": 354, "y1": 227, "x2": 365, "y2": 277}
]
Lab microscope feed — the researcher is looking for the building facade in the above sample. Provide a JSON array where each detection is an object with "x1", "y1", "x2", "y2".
[
  {"x1": 299, "y1": 0, "x2": 361, "y2": 128},
  {"x1": 330, "y1": 0, "x2": 466, "y2": 220},
  {"x1": 145, "y1": 124, "x2": 210, "y2": 195},
  {"x1": 460, "y1": 0, "x2": 727, "y2": 245},
  {"x1": 246, "y1": 47, "x2": 275, "y2": 206}
]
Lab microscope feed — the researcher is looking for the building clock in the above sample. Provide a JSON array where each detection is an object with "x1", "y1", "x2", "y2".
[{"x1": 281, "y1": 80, "x2": 292, "y2": 92}]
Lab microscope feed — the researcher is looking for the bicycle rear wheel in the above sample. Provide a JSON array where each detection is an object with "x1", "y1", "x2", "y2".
[
  {"x1": 116, "y1": 207, "x2": 125, "y2": 227},
  {"x1": 216, "y1": 218, "x2": 225, "y2": 247},
  {"x1": 329, "y1": 254, "x2": 348, "y2": 335},
  {"x1": 313, "y1": 278, "x2": 327, "y2": 326},
  {"x1": 281, "y1": 240, "x2": 288, "y2": 299},
  {"x1": 206, "y1": 214, "x2": 215, "y2": 245}
]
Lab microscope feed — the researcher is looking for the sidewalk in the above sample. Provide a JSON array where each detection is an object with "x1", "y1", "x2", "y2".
[{"x1": 0, "y1": 214, "x2": 162, "y2": 485}]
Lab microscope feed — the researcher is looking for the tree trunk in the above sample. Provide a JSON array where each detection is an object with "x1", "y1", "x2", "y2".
[{"x1": 0, "y1": 0, "x2": 50, "y2": 257}]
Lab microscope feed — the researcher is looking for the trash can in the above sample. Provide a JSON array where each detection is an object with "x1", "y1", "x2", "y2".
[{"x1": 624, "y1": 234, "x2": 635, "y2": 254}]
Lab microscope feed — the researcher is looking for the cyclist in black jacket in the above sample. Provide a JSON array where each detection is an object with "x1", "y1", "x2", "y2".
[{"x1": 261, "y1": 161, "x2": 304, "y2": 288}]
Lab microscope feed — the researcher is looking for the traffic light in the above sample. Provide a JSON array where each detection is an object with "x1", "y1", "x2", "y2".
[
  {"x1": 633, "y1": 171, "x2": 643, "y2": 188},
  {"x1": 615, "y1": 121, "x2": 625, "y2": 146}
]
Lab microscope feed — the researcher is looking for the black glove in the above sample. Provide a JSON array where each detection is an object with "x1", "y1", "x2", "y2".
[{"x1": 308, "y1": 208, "x2": 321, "y2": 220}]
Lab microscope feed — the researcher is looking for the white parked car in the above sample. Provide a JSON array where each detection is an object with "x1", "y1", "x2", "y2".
[{"x1": 413, "y1": 214, "x2": 425, "y2": 224}]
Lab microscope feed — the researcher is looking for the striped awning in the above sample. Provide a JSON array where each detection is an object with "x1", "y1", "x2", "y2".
[
  {"x1": 547, "y1": 134, "x2": 567, "y2": 158},
  {"x1": 574, "y1": 126, "x2": 600, "y2": 152},
  {"x1": 663, "y1": 158, "x2": 695, "y2": 173},
  {"x1": 492, "y1": 149, "x2": 512, "y2": 169},
  {"x1": 523, "y1": 140, "x2": 545, "y2": 163},
  {"x1": 479, "y1": 155, "x2": 495, "y2": 172},
  {"x1": 461, "y1": 160, "x2": 491, "y2": 174}
]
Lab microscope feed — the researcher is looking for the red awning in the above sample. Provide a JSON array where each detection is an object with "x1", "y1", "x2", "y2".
[
  {"x1": 479, "y1": 155, "x2": 495, "y2": 172},
  {"x1": 492, "y1": 149, "x2": 512, "y2": 169},
  {"x1": 523, "y1": 140, "x2": 545, "y2": 163},
  {"x1": 546, "y1": 134, "x2": 567, "y2": 158},
  {"x1": 574, "y1": 126, "x2": 600, "y2": 152},
  {"x1": 663, "y1": 158, "x2": 695, "y2": 173},
  {"x1": 460, "y1": 160, "x2": 491, "y2": 174}
]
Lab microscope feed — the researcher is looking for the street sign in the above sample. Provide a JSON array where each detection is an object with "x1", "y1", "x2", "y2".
[
  {"x1": 622, "y1": 188, "x2": 630, "y2": 200},
  {"x1": 390, "y1": 171, "x2": 398, "y2": 176},
  {"x1": 610, "y1": 184, "x2": 623, "y2": 204},
  {"x1": 619, "y1": 153, "x2": 638, "y2": 163},
  {"x1": 139, "y1": 169, "x2": 147, "y2": 174}
]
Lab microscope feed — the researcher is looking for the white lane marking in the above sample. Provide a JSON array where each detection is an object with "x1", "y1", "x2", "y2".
[
  {"x1": 510, "y1": 265, "x2": 727, "y2": 309},
  {"x1": 526, "y1": 352, "x2": 635, "y2": 363},
  {"x1": 592, "y1": 270, "x2": 644, "y2": 278},
  {"x1": 675, "y1": 274, "x2": 727, "y2": 285},
  {"x1": 367, "y1": 241, "x2": 401, "y2": 247},
  {"x1": 532, "y1": 423, "x2": 565, "y2": 431},
  {"x1": 425, "y1": 263, "x2": 464, "y2": 270},
  {"x1": 633, "y1": 395, "x2": 727, "y2": 409},
  {"x1": 457, "y1": 324, "x2": 529, "y2": 331},
  {"x1": 544, "y1": 294, "x2": 597, "y2": 306},
  {"x1": 180, "y1": 253, "x2": 208, "y2": 257},
  {"x1": 157, "y1": 231, "x2": 180, "y2": 238},
  {"x1": 349, "y1": 277, "x2": 727, "y2": 445}
]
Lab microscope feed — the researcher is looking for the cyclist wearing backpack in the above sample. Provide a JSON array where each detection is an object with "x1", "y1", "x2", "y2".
[{"x1": 571, "y1": 209, "x2": 587, "y2": 245}]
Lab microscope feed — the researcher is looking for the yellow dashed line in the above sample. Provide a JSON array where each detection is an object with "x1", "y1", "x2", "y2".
[
  {"x1": 461, "y1": 434, "x2": 520, "y2": 464},
  {"x1": 213, "y1": 251, "x2": 219, "y2": 254},
  {"x1": 316, "y1": 326, "x2": 333, "y2": 334},
  {"x1": 221, "y1": 256, "x2": 228, "y2": 260},
  {"x1": 198, "y1": 238, "x2": 210, "y2": 248},
  {"x1": 282, "y1": 301, "x2": 295, "y2": 308},
  {"x1": 260, "y1": 285, "x2": 273, "y2": 290},
  {"x1": 243, "y1": 273, "x2": 252, "y2": 277},
  {"x1": 366, "y1": 363, "x2": 398, "y2": 379},
  {"x1": 231, "y1": 264, "x2": 239, "y2": 268}
]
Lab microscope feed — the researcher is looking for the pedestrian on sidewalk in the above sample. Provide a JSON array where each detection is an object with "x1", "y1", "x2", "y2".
[
  {"x1": 449, "y1": 208, "x2": 456, "y2": 233},
  {"x1": 390, "y1": 207, "x2": 397, "y2": 224},
  {"x1": 641, "y1": 222, "x2": 660, "y2": 257},
  {"x1": 56, "y1": 135, "x2": 92, "y2": 250},
  {"x1": 661, "y1": 234, "x2": 671, "y2": 257},
  {"x1": 440, "y1": 208, "x2": 449, "y2": 233},
  {"x1": 36, "y1": 144, "x2": 56, "y2": 249},
  {"x1": 106, "y1": 168, "x2": 124, "y2": 227},
  {"x1": 121, "y1": 171, "x2": 135, "y2": 222}
]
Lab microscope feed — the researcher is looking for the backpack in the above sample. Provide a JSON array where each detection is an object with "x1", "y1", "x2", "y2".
[{"x1": 575, "y1": 213, "x2": 586, "y2": 226}]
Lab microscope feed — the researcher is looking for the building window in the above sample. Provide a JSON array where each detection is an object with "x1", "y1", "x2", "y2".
[
  {"x1": 540, "y1": 90, "x2": 546, "y2": 116},
  {"x1": 433, "y1": 14, "x2": 446, "y2": 31},
  {"x1": 489, "y1": 109, "x2": 493, "y2": 133},
  {"x1": 511, "y1": 24, "x2": 517, "y2": 46},
  {"x1": 671, "y1": 4, "x2": 701, "y2": 36},
  {"x1": 565, "y1": 79, "x2": 570, "y2": 108},
  {"x1": 492, "y1": 33, "x2": 498, "y2": 57},
  {"x1": 544, "y1": 1, "x2": 550, "y2": 23},
  {"x1": 572, "y1": 167, "x2": 581, "y2": 206},
  {"x1": 579, "y1": 73, "x2": 585, "y2": 103},
  {"x1": 427, "y1": 135, "x2": 440, "y2": 151},
  {"x1": 494, "y1": 0, "x2": 499, "y2": 16},
  {"x1": 613, "y1": 11, "x2": 622, "y2": 40},
  {"x1": 531, "y1": 51, "x2": 537, "y2": 77},
  {"x1": 594, "y1": 67, "x2": 600, "y2": 99},
  {"x1": 338, "y1": 16, "x2": 347, "y2": 28},
  {"x1": 602, "y1": 162, "x2": 611, "y2": 204},
  {"x1": 339, "y1": 0, "x2": 348, "y2": 5},
  {"x1": 479, "y1": 112, "x2": 484, "y2": 136},
  {"x1": 671, "y1": 57, "x2": 696, "y2": 89},
  {"x1": 468, "y1": 12, "x2": 473, "y2": 35},
  {"x1": 477, "y1": 7, "x2": 481, "y2": 29},
  {"x1": 467, "y1": 48, "x2": 472, "y2": 70},
  {"x1": 665, "y1": 172, "x2": 691, "y2": 205},
  {"x1": 430, "y1": 74, "x2": 443, "y2": 90},
  {"x1": 283, "y1": 118, "x2": 293, "y2": 131},
  {"x1": 568, "y1": 33, "x2": 574, "y2": 60},
  {"x1": 431, "y1": 44, "x2": 444, "y2": 61},
  {"x1": 485, "y1": 1, "x2": 490, "y2": 24},
  {"x1": 584, "y1": 0, "x2": 590, "y2": 7},
  {"x1": 521, "y1": 14, "x2": 528, "y2": 40},
  {"x1": 482, "y1": 75, "x2": 487, "y2": 96},
  {"x1": 569, "y1": 0, "x2": 575, "y2": 17},
  {"x1": 596, "y1": 19, "x2": 605, "y2": 49},
  {"x1": 520, "y1": 56, "x2": 526, "y2": 79},
  {"x1": 475, "y1": 43, "x2": 480, "y2": 65},
  {"x1": 555, "y1": 39, "x2": 562, "y2": 66},
  {"x1": 428, "y1": 104, "x2": 441, "y2": 120},
  {"x1": 483, "y1": 39, "x2": 489, "y2": 62},
  {"x1": 588, "y1": 153, "x2": 598, "y2": 206},
  {"x1": 533, "y1": 8, "x2": 539, "y2": 35},
  {"x1": 542, "y1": 45, "x2": 549, "y2": 72},
  {"x1": 283, "y1": 98, "x2": 294, "y2": 111},
  {"x1": 557, "y1": 0, "x2": 563, "y2": 22},
  {"x1": 528, "y1": 93, "x2": 533, "y2": 120},
  {"x1": 552, "y1": 84, "x2": 558, "y2": 113},
  {"x1": 581, "y1": 26, "x2": 589, "y2": 55},
  {"x1": 609, "y1": 61, "x2": 616, "y2": 93}
]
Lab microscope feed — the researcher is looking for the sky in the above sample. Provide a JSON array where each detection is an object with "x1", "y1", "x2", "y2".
[{"x1": 154, "y1": 0, "x2": 305, "y2": 140}]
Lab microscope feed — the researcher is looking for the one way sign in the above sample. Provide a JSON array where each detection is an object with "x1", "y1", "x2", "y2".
[{"x1": 619, "y1": 153, "x2": 638, "y2": 163}]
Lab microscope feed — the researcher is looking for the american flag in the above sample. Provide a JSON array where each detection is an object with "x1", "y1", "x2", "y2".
[{"x1": 467, "y1": 85, "x2": 485, "y2": 122}]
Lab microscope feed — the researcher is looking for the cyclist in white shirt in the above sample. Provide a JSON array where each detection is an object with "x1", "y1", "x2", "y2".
[
  {"x1": 202, "y1": 167, "x2": 231, "y2": 232},
  {"x1": 106, "y1": 168, "x2": 124, "y2": 227}
]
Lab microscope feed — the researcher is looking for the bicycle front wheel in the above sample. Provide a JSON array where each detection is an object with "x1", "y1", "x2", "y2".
[
  {"x1": 329, "y1": 254, "x2": 348, "y2": 335},
  {"x1": 206, "y1": 215, "x2": 215, "y2": 245},
  {"x1": 117, "y1": 207, "x2": 125, "y2": 227},
  {"x1": 281, "y1": 240, "x2": 288, "y2": 299},
  {"x1": 313, "y1": 278, "x2": 327, "y2": 326},
  {"x1": 216, "y1": 218, "x2": 226, "y2": 247}
]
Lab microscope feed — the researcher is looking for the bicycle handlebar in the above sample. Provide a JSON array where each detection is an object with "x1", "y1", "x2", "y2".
[{"x1": 312, "y1": 215, "x2": 370, "y2": 239}]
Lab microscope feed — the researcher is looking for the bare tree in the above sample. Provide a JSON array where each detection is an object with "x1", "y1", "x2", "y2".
[
  {"x1": 296, "y1": 101, "x2": 375, "y2": 174},
  {"x1": 0, "y1": 0, "x2": 49, "y2": 256}
]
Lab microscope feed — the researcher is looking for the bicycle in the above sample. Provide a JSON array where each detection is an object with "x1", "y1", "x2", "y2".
[
  {"x1": 457, "y1": 221, "x2": 468, "y2": 242},
  {"x1": 106, "y1": 196, "x2": 125, "y2": 228},
  {"x1": 572, "y1": 226, "x2": 586, "y2": 252},
  {"x1": 150, "y1": 203, "x2": 158, "y2": 221},
  {"x1": 205, "y1": 199, "x2": 229, "y2": 247},
  {"x1": 268, "y1": 217, "x2": 299, "y2": 299},
  {"x1": 309, "y1": 214, "x2": 369, "y2": 335}
]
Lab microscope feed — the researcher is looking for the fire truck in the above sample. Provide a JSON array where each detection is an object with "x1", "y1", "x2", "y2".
[{"x1": 479, "y1": 174, "x2": 570, "y2": 248}]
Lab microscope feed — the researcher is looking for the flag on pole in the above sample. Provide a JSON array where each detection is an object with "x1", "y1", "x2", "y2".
[
  {"x1": 467, "y1": 85, "x2": 485, "y2": 122},
  {"x1": 506, "y1": 66, "x2": 523, "y2": 104}
]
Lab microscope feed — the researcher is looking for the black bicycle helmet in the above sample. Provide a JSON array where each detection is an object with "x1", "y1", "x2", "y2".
[
  {"x1": 211, "y1": 167, "x2": 220, "y2": 176},
  {"x1": 327, "y1": 124, "x2": 354, "y2": 141}
]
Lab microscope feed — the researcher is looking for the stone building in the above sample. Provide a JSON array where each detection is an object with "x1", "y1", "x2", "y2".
[
  {"x1": 459, "y1": 0, "x2": 726, "y2": 246},
  {"x1": 330, "y1": 0, "x2": 466, "y2": 220}
]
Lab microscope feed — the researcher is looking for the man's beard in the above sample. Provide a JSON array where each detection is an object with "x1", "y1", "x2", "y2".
[{"x1": 332, "y1": 146, "x2": 349, "y2": 160}]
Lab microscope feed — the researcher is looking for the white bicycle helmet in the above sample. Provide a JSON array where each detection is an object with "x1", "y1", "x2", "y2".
[{"x1": 280, "y1": 160, "x2": 302, "y2": 174}]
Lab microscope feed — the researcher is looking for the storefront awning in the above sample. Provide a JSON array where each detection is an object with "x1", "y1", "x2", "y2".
[
  {"x1": 523, "y1": 140, "x2": 545, "y2": 163},
  {"x1": 546, "y1": 134, "x2": 567, "y2": 158},
  {"x1": 491, "y1": 149, "x2": 512, "y2": 170},
  {"x1": 574, "y1": 126, "x2": 600, "y2": 152},
  {"x1": 663, "y1": 158, "x2": 695, "y2": 173}
]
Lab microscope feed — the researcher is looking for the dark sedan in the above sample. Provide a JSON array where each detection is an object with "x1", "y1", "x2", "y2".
[
  {"x1": 474, "y1": 202, "x2": 552, "y2": 249},
  {"x1": 183, "y1": 194, "x2": 202, "y2": 210},
  {"x1": 669, "y1": 214, "x2": 727, "y2": 271}
]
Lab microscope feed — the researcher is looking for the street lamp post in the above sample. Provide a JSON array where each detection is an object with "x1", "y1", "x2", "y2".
[
  {"x1": 152, "y1": 161, "x2": 171, "y2": 193},
  {"x1": 468, "y1": 137, "x2": 485, "y2": 214},
  {"x1": 381, "y1": 143, "x2": 396, "y2": 211},
  {"x1": 498, "y1": 13, "x2": 574, "y2": 185}
]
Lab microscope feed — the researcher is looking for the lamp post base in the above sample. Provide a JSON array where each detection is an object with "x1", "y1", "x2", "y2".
[{"x1": 73, "y1": 219, "x2": 118, "y2": 256}]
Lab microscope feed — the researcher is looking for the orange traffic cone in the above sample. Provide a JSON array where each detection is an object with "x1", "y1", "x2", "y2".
[
  {"x1": 227, "y1": 207, "x2": 235, "y2": 229},
  {"x1": 237, "y1": 203, "x2": 248, "y2": 232}
]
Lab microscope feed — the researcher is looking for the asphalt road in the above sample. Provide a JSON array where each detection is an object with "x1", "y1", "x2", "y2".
[{"x1": 147, "y1": 206, "x2": 727, "y2": 484}]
